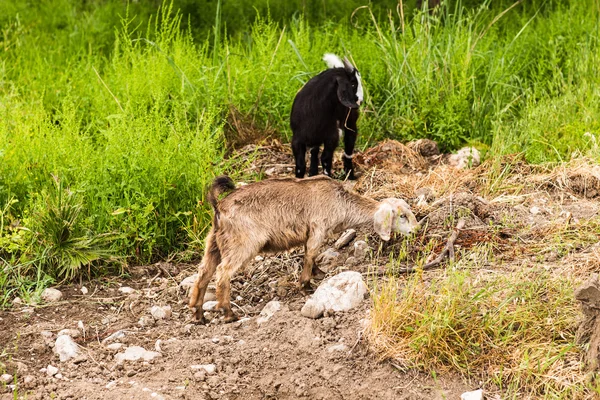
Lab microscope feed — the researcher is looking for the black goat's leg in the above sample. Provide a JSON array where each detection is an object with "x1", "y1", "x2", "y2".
[
  {"x1": 309, "y1": 146, "x2": 320, "y2": 176},
  {"x1": 342, "y1": 110, "x2": 359, "y2": 180},
  {"x1": 321, "y1": 137, "x2": 338, "y2": 177},
  {"x1": 292, "y1": 138, "x2": 307, "y2": 178}
]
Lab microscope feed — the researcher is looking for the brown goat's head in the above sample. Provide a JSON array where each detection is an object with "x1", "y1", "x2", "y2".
[{"x1": 373, "y1": 198, "x2": 418, "y2": 241}]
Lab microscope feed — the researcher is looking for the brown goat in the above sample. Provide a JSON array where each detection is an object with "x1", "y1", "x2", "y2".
[{"x1": 188, "y1": 175, "x2": 418, "y2": 323}]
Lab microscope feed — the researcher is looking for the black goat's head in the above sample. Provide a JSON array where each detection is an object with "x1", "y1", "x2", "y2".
[{"x1": 323, "y1": 53, "x2": 364, "y2": 109}]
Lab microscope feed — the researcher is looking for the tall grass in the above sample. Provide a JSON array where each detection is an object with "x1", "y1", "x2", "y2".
[{"x1": 1, "y1": 0, "x2": 599, "y2": 297}]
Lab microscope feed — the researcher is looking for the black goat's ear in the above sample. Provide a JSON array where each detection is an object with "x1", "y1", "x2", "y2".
[{"x1": 336, "y1": 76, "x2": 359, "y2": 109}]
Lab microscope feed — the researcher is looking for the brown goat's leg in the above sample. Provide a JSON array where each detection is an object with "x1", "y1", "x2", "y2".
[
  {"x1": 215, "y1": 254, "x2": 251, "y2": 323},
  {"x1": 188, "y1": 230, "x2": 220, "y2": 323},
  {"x1": 300, "y1": 233, "x2": 324, "y2": 290}
]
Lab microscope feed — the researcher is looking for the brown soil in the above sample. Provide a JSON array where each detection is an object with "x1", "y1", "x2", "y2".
[{"x1": 2, "y1": 140, "x2": 599, "y2": 399}]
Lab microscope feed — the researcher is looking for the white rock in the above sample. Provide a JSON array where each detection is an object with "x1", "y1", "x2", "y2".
[
  {"x1": 114, "y1": 346, "x2": 161, "y2": 363},
  {"x1": 461, "y1": 389, "x2": 483, "y2": 400},
  {"x1": 138, "y1": 316, "x2": 155, "y2": 327},
  {"x1": 102, "y1": 330, "x2": 125, "y2": 344},
  {"x1": 202, "y1": 301, "x2": 218, "y2": 311},
  {"x1": 106, "y1": 343, "x2": 124, "y2": 351},
  {"x1": 80, "y1": 286, "x2": 88, "y2": 295},
  {"x1": 448, "y1": 147, "x2": 481, "y2": 169},
  {"x1": 257, "y1": 300, "x2": 282, "y2": 324},
  {"x1": 334, "y1": 229, "x2": 356, "y2": 249},
  {"x1": 327, "y1": 344, "x2": 349, "y2": 353},
  {"x1": 179, "y1": 274, "x2": 198, "y2": 290},
  {"x1": 353, "y1": 241, "x2": 370, "y2": 260},
  {"x1": 0, "y1": 374, "x2": 12, "y2": 383},
  {"x1": 118, "y1": 286, "x2": 136, "y2": 294},
  {"x1": 41, "y1": 288, "x2": 62, "y2": 302},
  {"x1": 55, "y1": 373, "x2": 63, "y2": 379},
  {"x1": 301, "y1": 271, "x2": 368, "y2": 319},
  {"x1": 12, "y1": 297, "x2": 22, "y2": 305},
  {"x1": 46, "y1": 365, "x2": 58, "y2": 377},
  {"x1": 254, "y1": 255, "x2": 264, "y2": 262},
  {"x1": 190, "y1": 364, "x2": 216, "y2": 375},
  {"x1": 106, "y1": 381, "x2": 117, "y2": 389},
  {"x1": 54, "y1": 335, "x2": 80, "y2": 362},
  {"x1": 530, "y1": 206, "x2": 541, "y2": 215},
  {"x1": 57, "y1": 328, "x2": 80, "y2": 338},
  {"x1": 150, "y1": 305, "x2": 172, "y2": 320}
]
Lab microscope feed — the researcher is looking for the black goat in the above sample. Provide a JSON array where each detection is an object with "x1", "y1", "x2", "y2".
[{"x1": 290, "y1": 53, "x2": 363, "y2": 180}]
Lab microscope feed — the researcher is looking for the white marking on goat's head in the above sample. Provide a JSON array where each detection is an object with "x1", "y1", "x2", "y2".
[
  {"x1": 323, "y1": 53, "x2": 344, "y2": 69},
  {"x1": 373, "y1": 198, "x2": 418, "y2": 241},
  {"x1": 355, "y1": 71, "x2": 364, "y2": 104}
]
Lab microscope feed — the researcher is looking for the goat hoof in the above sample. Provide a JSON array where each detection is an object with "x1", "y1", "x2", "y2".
[{"x1": 223, "y1": 313, "x2": 238, "y2": 323}]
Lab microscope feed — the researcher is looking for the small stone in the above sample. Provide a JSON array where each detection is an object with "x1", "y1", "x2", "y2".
[
  {"x1": 54, "y1": 335, "x2": 80, "y2": 362},
  {"x1": 41, "y1": 330, "x2": 54, "y2": 345},
  {"x1": 1, "y1": 374, "x2": 12, "y2": 383},
  {"x1": 150, "y1": 305, "x2": 172, "y2": 320},
  {"x1": 327, "y1": 343, "x2": 349, "y2": 352},
  {"x1": 102, "y1": 330, "x2": 125, "y2": 344},
  {"x1": 118, "y1": 286, "x2": 136, "y2": 294},
  {"x1": 316, "y1": 248, "x2": 340, "y2": 267},
  {"x1": 190, "y1": 364, "x2": 216, "y2": 375},
  {"x1": 448, "y1": 147, "x2": 481, "y2": 169},
  {"x1": 58, "y1": 329, "x2": 81, "y2": 338},
  {"x1": 41, "y1": 288, "x2": 62, "y2": 302},
  {"x1": 106, "y1": 381, "x2": 117, "y2": 389},
  {"x1": 12, "y1": 297, "x2": 22, "y2": 305},
  {"x1": 530, "y1": 206, "x2": 541, "y2": 215},
  {"x1": 461, "y1": 389, "x2": 483, "y2": 400},
  {"x1": 55, "y1": 373, "x2": 63, "y2": 379},
  {"x1": 211, "y1": 337, "x2": 220, "y2": 344},
  {"x1": 106, "y1": 343, "x2": 124, "y2": 351},
  {"x1": 179, "y1": 275, "x2": 198, "y2": 291},
  {"x1": 46, "y1": 365, "x2": 58, "y2": 377},
  {"x1": 254, "y1": 255, "x2": 264, "y2": 262},
  {"x1": 77, "y1": 320, "x2": 85, "y2": 331},
  {"x1": 334, "y1": 229, "x2": 356, "y2": 249},
  {"x1": 114, "y1": 346, "x2": 161, "y2": 363},
  {"x1": 23, "y1": 375, "x2": 35, "y2": 388},
  {"x1": 138, "y1": 315, "x2": 156, "y2": 327},
  {"x1": 257, "y1": 300, "x2": 282, "y2": 324},
  {"x1": 80, "y1": 286, "x2": 88, "y2": 295},
  {"x1": 202, "y1": 301, "x2": 218, "y2": 311},
  {"x1": 353, "y1": 240, "x2": 370, "y2": 260}
]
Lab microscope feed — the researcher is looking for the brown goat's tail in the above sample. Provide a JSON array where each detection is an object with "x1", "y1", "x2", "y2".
[{"x1": 207, "y1": 175, "x2": 236, "y2": 211}]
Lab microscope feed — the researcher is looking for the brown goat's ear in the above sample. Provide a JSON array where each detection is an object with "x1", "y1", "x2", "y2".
[
  {"x1": 336, "y1": 76, "x2": 360, "y2": 109},
  {"x1": 374, "y1": 203, "x2": 394, "y2": 241}
]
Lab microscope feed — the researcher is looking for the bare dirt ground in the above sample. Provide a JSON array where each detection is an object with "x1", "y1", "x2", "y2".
[{"x1": 2, "y1": 140, "x2": 600, "y2": 399}]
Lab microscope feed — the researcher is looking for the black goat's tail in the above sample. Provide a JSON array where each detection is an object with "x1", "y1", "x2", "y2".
[{"x1": 207, "y1": 175, "x2": 236, "y2": 211}]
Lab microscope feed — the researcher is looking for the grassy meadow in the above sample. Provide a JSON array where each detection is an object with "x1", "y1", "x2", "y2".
[{"x1": 1, "y1": 0, "x2": 600, "y2": 396}]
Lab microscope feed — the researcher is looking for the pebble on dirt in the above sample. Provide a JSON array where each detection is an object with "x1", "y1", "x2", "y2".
[
  {"x1": 41, "y1": 288, "x2": 63, "y2": 302},
  {"x1": 256, "y1": 300, "x2": 282, "y2": 324},
  {"x1": 46, "y1": 365, "x2": 58, "y2": 377},
  {"x1": 0, "y1": 374, "x2": 12, "y2": 383},
  {"x1": 179, "y1": 274, "x2": 198, "y2": 290},
  {"x1": 461, "y1": 389, "x2": 484, "y2": 400},
  {"x1": 301, "y1": 271, "x2": 369, "y2": 319},
  {"x1": 150, "y1": 305, "x2": 172, "y2": 320},
  {"x1": 190, "y1": 364, "x2": 217, "y2": 375},
  {"x1": 54, "y1": 334, "x2": 80, "y2": 362},
  {"x1": 114, "y1": 346, "x2": 161, "y2": 363},
  {"x1": 448, "y1": 147, "x2": 481, "y2": 169}
]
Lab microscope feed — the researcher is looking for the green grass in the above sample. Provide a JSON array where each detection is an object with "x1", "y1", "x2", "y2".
[{"x1": 1, "y1": 0, "x2": 599, "y2": 300}]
